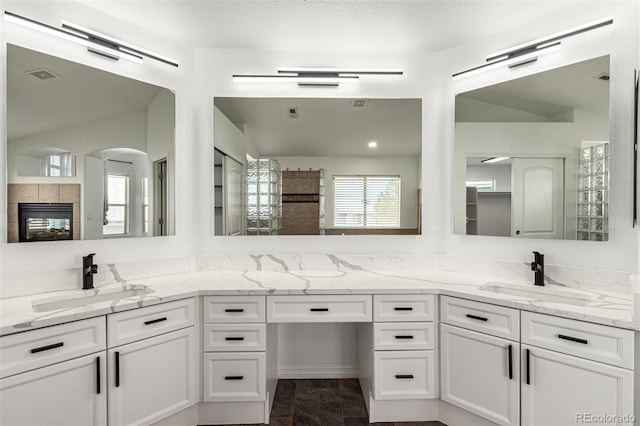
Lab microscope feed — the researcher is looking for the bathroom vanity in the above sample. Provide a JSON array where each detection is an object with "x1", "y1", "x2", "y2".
[{"x1": 1, "y1": 264, "x2": 638, "y2": 426}]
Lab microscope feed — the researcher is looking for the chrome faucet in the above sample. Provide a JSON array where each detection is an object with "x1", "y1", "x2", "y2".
[
  {"x1": 530, "y1": 251, "x2": 544, "y2": 286},
  {"x1": 82, "y1": 253, "x2": 98, "y2": 290}
]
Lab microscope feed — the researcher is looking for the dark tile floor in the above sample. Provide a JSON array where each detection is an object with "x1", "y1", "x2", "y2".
[{"x1": 225, "y1": 378, "x2": 446, "y2": 426}]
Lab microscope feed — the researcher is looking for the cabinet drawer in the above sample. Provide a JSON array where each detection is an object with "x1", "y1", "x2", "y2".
[
  {"x1": 267, "y1": 295, "x2": 372, "y2": 323},
  {"x1": 0, "y1": 317, "x2": 106, "y2": 378},
  {"x1": 203, "y1": 324, "x2": 266, "y2": 352},
  {"x1": 440, "y1": 296, "x2": 519, "y2": 341},
  {"x1": 108, "y1": 298, "x2": 194, "y2": 347},
  {"x1": 374, "y1": 295, "x2": 434, "y2": 322},
  {"x1": 521, "y1": 311, "x2": 634, "y2": 369},
  {"x1": 203, "y1": 352, "x2": 266, "y2": 402},
  {"x1": 373, "y1": 350, "x2": 435, "y2": 400},
  {"x1": 203, "y1": 296, "x2": 266, "y2": 324},
  {"x1": 374, "y1": 322, "x2": 434, "y2": 350}
]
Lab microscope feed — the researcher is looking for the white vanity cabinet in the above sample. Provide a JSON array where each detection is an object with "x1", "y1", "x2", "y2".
[
  {"x1": 0, "y1": 317, "x2": 107, "y2": 426},
  {"x1": 107, "y1": 298, "x2": 197, "y2": 426},
  {"x1": 440, "y1": 296, "x2": 520, "y2": 426},
  {"x1": 520, "y1": 312, "x2": 635, "y2": 426}
]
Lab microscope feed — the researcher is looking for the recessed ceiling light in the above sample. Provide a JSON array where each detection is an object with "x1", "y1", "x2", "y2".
[{"x1": 368, "y1": 141, "x2": 378, "y2": 148}]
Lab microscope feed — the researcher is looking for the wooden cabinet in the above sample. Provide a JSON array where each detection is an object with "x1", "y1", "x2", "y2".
[
  {"x1": 0, "y1": 352, "x2": 107, "y2": 426},
  {"x1": 440, "y1": 323, "x2": 519, "y2": 426}
]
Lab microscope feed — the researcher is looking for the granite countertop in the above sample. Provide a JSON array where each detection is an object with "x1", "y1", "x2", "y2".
[{"x1": 1, "y1": 268, "x2": 638, "y2": 336}]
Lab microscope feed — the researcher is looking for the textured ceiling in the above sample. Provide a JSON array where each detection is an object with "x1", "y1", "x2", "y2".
[{"x1": 79, "y1": 0, "x2": 574, "y2": 52}]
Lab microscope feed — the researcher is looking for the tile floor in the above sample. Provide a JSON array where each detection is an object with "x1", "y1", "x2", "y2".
[{"x1": 223, "y1": 378, "x2": 447, "y2": 426}]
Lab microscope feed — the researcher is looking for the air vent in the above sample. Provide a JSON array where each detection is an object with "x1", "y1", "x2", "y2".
[
  {"x1": 288, "y1": 107, "x2": 299, "y2": 119},
  {"x1": 26, "y1": 68, "x2": 58, "y2": 81},
  {"x1": 352, "y1": 99, "x2": 368, "y2": 108},
  {"x1": 595, "y1": 73, "x2": 610, "y2": 81}
]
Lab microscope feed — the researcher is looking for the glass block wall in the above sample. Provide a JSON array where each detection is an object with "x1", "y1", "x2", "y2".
[
  {"x1": 577, "y1": 143, "x2": 609, "y2": 241},
  {"x1": 246, "y1": 159, "x2": 282, "y2": 235}
]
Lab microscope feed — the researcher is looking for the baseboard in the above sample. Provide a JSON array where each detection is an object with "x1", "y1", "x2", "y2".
[{"x1": 278, "y1": 365, "x2": 359, "y2": 379}]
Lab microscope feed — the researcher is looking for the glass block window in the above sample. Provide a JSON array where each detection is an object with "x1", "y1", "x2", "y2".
[
  {"x1": 246, "y1": 159, "x2": 282, "y2": 235},
  {"x1": 577, "y1": 143, "x2": 608, "y2": 241}
]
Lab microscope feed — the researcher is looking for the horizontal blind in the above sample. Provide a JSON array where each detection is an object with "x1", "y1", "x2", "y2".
[{"x1": 333, "y1": 176, "x2": 400, "y2": 227}]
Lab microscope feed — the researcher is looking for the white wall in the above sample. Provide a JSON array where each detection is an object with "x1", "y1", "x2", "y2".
[
  {"x1": 276, "y1": 155, "x2": 420, "y2": 228},
  {"x1": 214, "y1": 106, "x2": 259, "y2": 163}
]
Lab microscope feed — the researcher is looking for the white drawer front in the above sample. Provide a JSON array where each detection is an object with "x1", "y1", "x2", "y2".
[
  {"x1": 203, "y1": 352, "x2": 266, "y2": 402},
  {"x1": 108, "y1": 298, "x2": 195, "y2": 347},
  {"x1": 440, "y1": 296, "x2": 519, "y2": 341},
  {"x1": 267, "y1": 295, "x2": 372, "y2": 323},
  {"x1": 203, "y1": 324, "x2": 266, "y2": 352},
  {"x1": 373, "y1": 350, "x2": 435, "y2": 400},
  {"x1": 521, "y1": 311, "x2": 634, "y2": 369},
  {"x1": 374, "y1": 294, "x2": 435, "y2": 322},
  {"x1": 0, "y1": 317, "x2": 106, "y2": 378},
  {"x1": 203, "y1": 296, "x2": 266, "y2": 324},
  {"x1": 374, "y1": 322, "x2": 434, "y2": 351}
]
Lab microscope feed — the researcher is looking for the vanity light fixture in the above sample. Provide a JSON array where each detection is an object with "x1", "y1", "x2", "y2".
[
  {"x1": 3, "y1": 11, "x2": 179, "y2": 67},
  {"x1": 481, "y1": 157, "x2": 509, "y2": 164},
  {"x1": 233, "y1": 67, "x2": 403, "y2": 87},
  {"x1": 453, "y1": 16, "x2": 613, "y2": 80}
]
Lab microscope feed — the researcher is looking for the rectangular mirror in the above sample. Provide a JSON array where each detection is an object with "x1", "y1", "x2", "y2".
[
  {"x1": 6, "y1": 44, "x2": 175, "y2": 242},
  {"x1": 214, "y1": 97, "x2": 422, "y2": 236},
  {"x1": 454, "y1": 55, "x2": 610, "y2": 241}
]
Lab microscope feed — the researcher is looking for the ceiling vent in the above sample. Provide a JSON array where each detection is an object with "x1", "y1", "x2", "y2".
[
  {"x1": 288, "y1": 107, "x2": 299, "y2": 118},
  {"x1": 26, "y1": 68, "x2": 58, "y2": 81},
  {"x1": 352, "y1": 99, "x2": 368, "y2": 108},
  {"x1": 595, "y1": 73, "x2": 610, "y2": 81}
]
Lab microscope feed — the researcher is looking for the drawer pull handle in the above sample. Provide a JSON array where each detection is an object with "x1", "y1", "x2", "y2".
[
  {"x1": 507, "y1": 344, "x2": 513, "y2": 380},
  {"x1": 395, "y1": 335, "x2": 414, "y2": 340},
  {"x1": 310, "y1": 308, "x2": 329, "y2": 312},
  {"x1": 466, "y1": 314, "x2": 488, "y2": 322},
  {"x1": 225, "y1": 376, "x2": 244, "y2": 380},
  {"x1": 96, "y1": 356, "x2": 101, "y2": 395},
  {"x1": 558, "y1": 334, "x2": 588, "y2": 345},
  {"x1": 395, "y1": 374, "x2": 414, "y2": 379},
  {"x1": 144, "y1": 317, "x2": 167, "y2": 325},
  {"x1": 30, "y1": 342, "x2": 64, "y2": 354},
  {"x1": 394, "y1": 307, "x2": 413, "y2": 311},
  {"x1": 525, "y1": 348, "x2": 531, "y2": 385},
  {"x1": 225, "y1": 308, "x2": 244, "y2": 313},
  {"x1": 115, "y1": 351, "x2": 120, "y2": 388},
  {"x1": 225, "y1": 337, "x2": 245, "y2": 341}
]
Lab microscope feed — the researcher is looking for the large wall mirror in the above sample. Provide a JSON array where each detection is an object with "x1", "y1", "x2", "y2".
[
  {"x1": 6, "y1": 44, "x2": 175, "y2": 243},
  {"x1": 454, "y1": 55, "x2": 610, "y2": 241},
  {"x1": 214, "y1": 97, "x2": 422, "y2": 236}
]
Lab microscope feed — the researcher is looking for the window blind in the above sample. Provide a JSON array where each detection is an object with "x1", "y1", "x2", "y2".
[{"x1": 333, "y1": 176, "x2": 400, "y2": 227}]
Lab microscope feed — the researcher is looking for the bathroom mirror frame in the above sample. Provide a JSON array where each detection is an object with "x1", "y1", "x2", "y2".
[
  {"x1": 213, "y1": 96, "x2": 423, "y2": 237},
  {"x1": 6, "y1": 43, "x2": 177, "y2": 243},
  {"x1": 453, "y1": 55, "x2": 611, "y2": 242}
]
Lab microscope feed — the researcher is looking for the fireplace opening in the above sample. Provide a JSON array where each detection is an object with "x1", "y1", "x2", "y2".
[{"x1": 19, "y1": 203, "x2": 73, "y2": 242}]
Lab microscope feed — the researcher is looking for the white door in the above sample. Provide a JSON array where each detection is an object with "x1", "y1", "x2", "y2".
[
  {"x1": 440, "y1": 324, "x2": 520, "y2": 426},
  {"x1": 511, "y1": 157, "x2": 564, "y2": 238},
  {"x1": 224, "y1": 155, "x2": 243, "y2": 236},
  {"x1": 521, "y1": 345, "x2": 634, "y2": 426},
  {"x1": 0, "y1": 353, "x2": 107, "y2": 426},
  {"x1": 108, "y1": 327, "x2": 197, "y2": 426}
]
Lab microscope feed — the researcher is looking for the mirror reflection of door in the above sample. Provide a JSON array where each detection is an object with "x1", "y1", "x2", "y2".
[
  {"x1": 153, "y1": 159, "x2": 168, "y2": 236},
  {"x1": 511, "y1": 158, "x2": 564, "y2": 239},
  {"x1": 224, "y1": 155, "x2": 243, "y2": 236}
]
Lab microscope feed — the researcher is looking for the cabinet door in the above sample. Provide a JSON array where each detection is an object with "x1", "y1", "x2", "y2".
[
  {"x1": 440, "y1": 324, "x2": 519, "y2": 426},
  {"x1": 521, "y1": 345, "x2": 634, "y2": 426},
  {"x1": 108, "y1": 327, "x2": 197, "y2": 426},
  {"x1": 0, "y1": 353, "x2": 106, "y2": 426}
]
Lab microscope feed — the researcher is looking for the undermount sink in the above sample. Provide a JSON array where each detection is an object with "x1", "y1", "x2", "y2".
[
  {"x1": 32, "y1": 285, "x2": 155, "y2": 312},
  {"x1": 480, "y1": 282, "x2": 595, "y2": 306}
]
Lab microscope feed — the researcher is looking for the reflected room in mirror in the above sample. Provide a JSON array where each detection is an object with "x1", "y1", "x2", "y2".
[
  {"x1": 454, "y1": 55, "x2": 610, "y2": 241},
  {"x1": 214, "y1": 97, "x2": 422, "y2": 236},
  {"x1": 6, "y1": 44, "x2": 175, "y2": 242}
]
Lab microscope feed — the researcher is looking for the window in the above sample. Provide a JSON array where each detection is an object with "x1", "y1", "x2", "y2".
[
  {"x1": 42, "y1": 152, "x2": 76, "y2": 177},
  {"x1": 142, "y1": 177, "x2": 149, "y2": 234},
  {"x1": 103, "y1": 174, "x2": 128, "y2": 235},
  {"x1": 333, "y1": 176, "x2": 400, "y2": 227},
  {"x1": 466, "y1": 180, "x2": 496, "y2": 192}
]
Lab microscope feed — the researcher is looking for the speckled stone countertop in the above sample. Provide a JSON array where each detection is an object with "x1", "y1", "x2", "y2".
[{"x1": 1, "y1": 268, "x2": 638, "y2": 336}]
